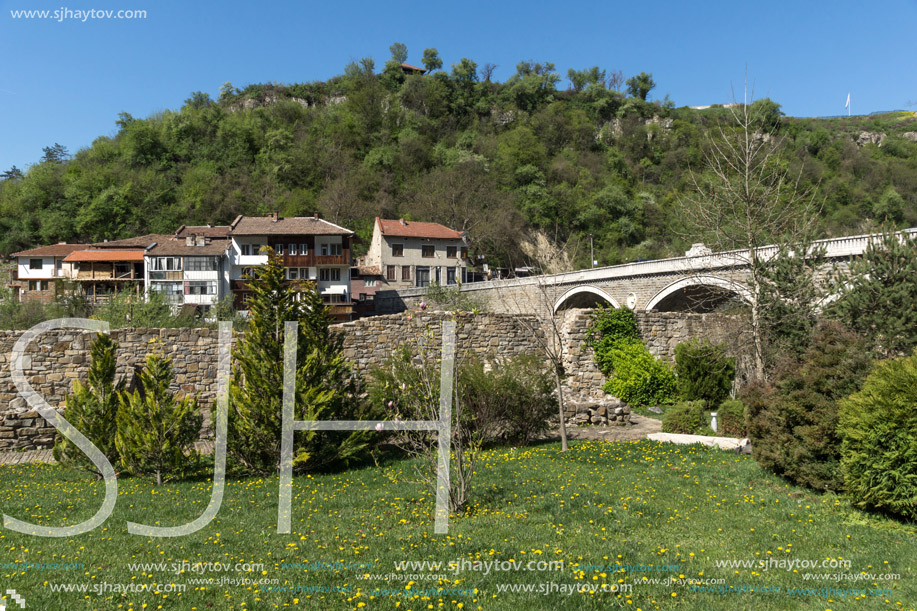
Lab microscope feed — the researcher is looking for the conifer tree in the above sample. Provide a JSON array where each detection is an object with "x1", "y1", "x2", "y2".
[
  {"x1": 53, "y1": 333, "x2": 124, "y2": 478},
  {"x1": 227, "y1": 249, "x2": 367, "y2": 474},
  {"x1": 830, "y1": 229, "x2": 917, "y2": 356},
  {"x1": 115, "y1": 345, "x2": 202, "y2": 485}
]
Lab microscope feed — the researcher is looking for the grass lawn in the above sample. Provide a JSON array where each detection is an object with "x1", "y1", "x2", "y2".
[{"x1": 1, "y1": 440, "x2": 915, "y2": 610}]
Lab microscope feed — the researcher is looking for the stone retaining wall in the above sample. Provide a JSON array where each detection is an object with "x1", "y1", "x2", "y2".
[{"x1": 0, "y1": 310, "x2": 742, "y2": 450}]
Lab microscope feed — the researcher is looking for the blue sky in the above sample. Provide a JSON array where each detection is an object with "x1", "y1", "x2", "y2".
[{"x1": 1, "y1": 0, "x2": 915, "y2": 171}]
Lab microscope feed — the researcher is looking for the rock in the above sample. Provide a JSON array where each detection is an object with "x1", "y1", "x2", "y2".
[
  {"x1": 648, "y1": 406, "x2": 663, "y2": 414},
  {"x1": 856, "y1": 131, "x2": 886, "y2": 147},
  {"x1": 904, "y1": 132, "x2": 917, "y2": 142}
]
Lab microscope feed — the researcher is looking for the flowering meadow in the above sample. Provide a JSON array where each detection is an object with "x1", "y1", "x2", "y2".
[{"x1": 1, "y1": 440, "x2": 914, "y2": 610}]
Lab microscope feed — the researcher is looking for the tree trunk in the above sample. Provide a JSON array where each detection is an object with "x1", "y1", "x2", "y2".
[{"x1": 554, "y1": 368, "x2": 568, "y2": 451}]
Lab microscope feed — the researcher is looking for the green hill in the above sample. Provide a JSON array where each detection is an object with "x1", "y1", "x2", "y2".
[{"x1": 1, "y1": 57, "x2": 915, "y2": 269}]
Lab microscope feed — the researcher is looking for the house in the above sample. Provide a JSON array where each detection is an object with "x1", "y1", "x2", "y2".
[
  {"x1": 227, "y1": 212, "x2": 356, "y2": 321},
  {"x1": 143, "y1": 232, "x2": 231, "y2": 316},
  {"x1": 362, "y1": 217, "x2": 468, "y2": 291},
  {"x1": 350, "y1": 265, "x2": 384, "y2": 318},
  {"x1": 8, "y1": 243, "x2": 84, "y2": 302},
  {"x1": 400, "y1": 62, "x2": 426, "y2": 75}
]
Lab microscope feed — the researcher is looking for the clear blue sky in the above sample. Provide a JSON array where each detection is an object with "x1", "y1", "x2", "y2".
[{"x1": 1, "y1": 0, "x2": 916, "y2": 171}]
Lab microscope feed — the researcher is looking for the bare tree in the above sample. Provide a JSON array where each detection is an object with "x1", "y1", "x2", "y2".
[
  {"x1": 480, "y1": 63, "x2": 498, "y2": 83},
  {"x1": 607, "y1": 70, "x2": 625, "y2": 92},
  {"x1": 678, "y1": 76, "x2": 821, "y2": 380}
]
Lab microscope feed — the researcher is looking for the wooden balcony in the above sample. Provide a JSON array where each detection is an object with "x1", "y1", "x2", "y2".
[{"x1": 281, "y1": 250, "x2": 349, "y2": 267}]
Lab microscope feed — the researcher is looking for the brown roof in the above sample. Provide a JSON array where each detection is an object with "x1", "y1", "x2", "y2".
[
  {"x1": 229, "y1": 214, "x2": 354, "y2": 236},
  {"x1": 353, "y1": 265, "x2": 382, "y2": 276},
  {"x1": 376, "y1": 217, "x2": 464, "y2": 240},
  {"x1": 90, "y1": 234, "x2": 172, "y2": 248},
  {"x1": 11, "y1": 243, "x2": 86, "y2": 257},
  {"x1": 400, "y1": 62, "x2": 426, "y2": 73},
  {"x1": 174, "y1": 225, "x2": 231, "y2": 238},
  {"x1": 64, "y1": 250, "x2": 145, "y2": 263},
  {"x1": 146, "y1": 237, "x2": 230, "y2": 256}
]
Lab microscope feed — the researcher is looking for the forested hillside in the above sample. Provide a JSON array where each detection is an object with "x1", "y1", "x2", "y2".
[{"x1": 2, "y1": 47, "x2": 916, "y2": 268}]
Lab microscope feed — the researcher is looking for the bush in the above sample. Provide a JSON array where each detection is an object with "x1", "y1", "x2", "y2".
[
  {"x1": 459, "y1": 354, "x2": 556, "y2": 445},
  {"x1": 115, "y1": 347, "x2": 202, "y2": 485},
  {"x1": 744, "y1": 322, "x2": 872, "y2": 491},
  {"x1": 675, "y1": 339, "x2": 735, "y2": 405},
  {"x1": 53, "y1": 333, "x2": 125, "y2": 477},
  {"x1": 603, "y1": 338, "x2": 678, "y2": 408},
  {"x1": 839, "y1": 354, "x2": 917, "y2": 520},
  {"x1": 717, "y1": 399, "x2": 747, "y2": 437},
  {"x1": 662, "y1": 400, "x2": 708, "y2": 434},
  {"x1": 587, "y1": 306, "x2": 641, "y2": 373}
]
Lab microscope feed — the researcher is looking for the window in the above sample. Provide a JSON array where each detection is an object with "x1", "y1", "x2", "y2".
[
  {"x1": 56, "y1": 259, "x2": 63, "y2": 272},
  {"x1": 29, "y1": 259, "x2": 42, "y2": 270},
  {"x1": 461, "y1": 247, "x2": 468, "y2": 259},
  {"x1": 322, "y1": 293, "x2": 347, "y2": 304},
  {"x1": 435, "y1": 267, "x2": 441, "y2": 285},
  {"x1": 185, "y1": 257, "x2": 218, "y2": 271},
  {"x1": 364, "y1": 279, "x2": 376, "y2": 287},
  {"x1": 446, "y1": 246, "x2": 457, "y2": 258},
  {"x1": 386, "y1": 265, "x2": 395, "y2": 281},
  {"x1": 320, "y1": 242, "x2": 343, "y2": 256},
  {"x1": 151, "y1": 282, "x2": 183, "y2": 300},
  {"x1": 288, "y1": 268, "x2": 299, "y2": 280},
  {"x1": 319, "y1": 268, "x2": 341, "y2": 282},
  {"x1": 401, "y1": 266, "x2": 411, "y2": 281},
  {"x1": 447, "y1": 267, "x2": 456, "y2": 285},
  {"x1": 240, "y1": 244, "x2": 251, "y2": 256},
  {"x1": 276, "y1": 244, "x2": 285, "y2": 256},
  {"x1": 422, "y1": 245, "x2": 434, "y2": 258},
  {"x1": 392, "y1": 243, "x2": 404, "y2": 257},
  {"x1": 415, "y1": 267, "x2": 430, "y2": 288},
  {"x1": 300, "y1": 268, "x2": 309, "y2": 279},
  {"x1": 151, "y1": 257, "x2": 182, "y2": 271},
  {"x1": 299, "y1": 243, "x2": 308, "y2": 256},
  {"x1": 185, "y1": 281, "x2": 216, "y2": 295},
  {"x1": 28, "y1": 280, "x2": 47, "y2": 291},
  {"x1": 288, "y1": 244, "x2": 296, "y2": 256}
]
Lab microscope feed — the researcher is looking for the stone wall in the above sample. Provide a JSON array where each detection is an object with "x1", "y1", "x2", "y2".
[{"x1": 0, "y1": 310, "x2": 744, "y2": 451}]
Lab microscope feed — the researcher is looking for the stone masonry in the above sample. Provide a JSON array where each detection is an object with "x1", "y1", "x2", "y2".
[{"x1": 0, "y1": 310, "x2": 738, "y2": 450}]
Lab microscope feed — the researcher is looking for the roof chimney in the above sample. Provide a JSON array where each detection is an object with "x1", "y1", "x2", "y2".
[
  {"x1": 196, "y1": 235, "x2": 206, "y2": 246},
  {"x1": 270, "y1": 211, "x2": 279, "y2": 222},
  {"x1": 400, "y1": 218, "x2": 406, "y2": 226},
  {"x1": 313, "y1": 212, "x2": 319, "y2": 219},
  {"x1": 186, "y1": 236, "x2": 194, "y2": 247}
]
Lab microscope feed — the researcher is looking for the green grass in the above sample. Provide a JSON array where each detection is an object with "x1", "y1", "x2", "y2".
[{"x1": 1, "y1": 441, "x2": 915, "y2": 610}]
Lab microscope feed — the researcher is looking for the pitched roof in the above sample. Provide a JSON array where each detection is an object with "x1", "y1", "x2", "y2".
[
  {"x1": 376, "y1": 217, "x2": 464, "y2": 240},
  {"x1": 229, "y1": 214, "x2": 354, "y2": 236},
  {"x1": 174, "y1": 225, "x2": 231, "y2": 238},
  {"x1": 90, "y1": 234, "x2": 172, "y2": 248},
  {"x1": 11, "y1": 243, "x2": 86, "y2": 257},
  {"x1": 353, "y1": 265, "x2": 382, "y2": 276},
  {"x1": 400, "y1": 62, "x2": 426, "y2": 74},
  {"x1": 146, "y1": 237, "x2": 230, "y2": 256},
  {"x1": 64, "y1": 249, "x2": 146, "y2": 263}
]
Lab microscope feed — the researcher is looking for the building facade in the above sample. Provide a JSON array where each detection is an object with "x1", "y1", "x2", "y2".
[
  {"x1": 144, "y1": 234, "x2": 230, "y2": 315},
  {"x1": 8, "y1": 244, "x2": 83, "y2": 303},
  {"x1": 227, "y1": 213, "x2": 355, "y2": 320},
  {"x1": 362, "y1": 217, "x2": 468, "y2": 291}
]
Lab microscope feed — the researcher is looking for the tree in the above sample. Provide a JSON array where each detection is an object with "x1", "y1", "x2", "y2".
[
  {"x1": 115, "y1": 345, "x2": 202, "y2": 485},
  {"x1": 53, "y1": 333, "x2": 125, "y2": 478},
  {"x1": 480, "y1": 62, "x2": 497, "y2": 82},
  {"x1": 828, "y1": 229, "x2": 917, "y2": 357},
  {"x1": 41, "y1": 143, "x2": 69, "y2": 163},
  {"x1": 227, "y1": 249, "x2": 366, "y2": 474},
  {"x1": 1, "y1": 166, "x2": 23, "y2": 180},
  {"x1": 625, "y1": 72, "x2": 655, "y2": 100},
  {"x1": 568, "y1": 66, "x2": 606, "y2": 92},
  {"x1": 389, "y1": 42, "x2": 408, "y2": 64},
  {"x1": 607, "y1": 69, "x2": 625, "y2": 91},
  {"x1": 421, "y1": 47, "x2": 442, "y2": 72},
  {"x1": 680, "y1": 80, "x2": 821, "y2": 380}
]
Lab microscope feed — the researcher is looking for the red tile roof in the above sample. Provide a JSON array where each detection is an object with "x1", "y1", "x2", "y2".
[
  {"x1": 376, "y1": 217, "x2": 464, "y2": 240},
  {"x1": 64, "y1": 250, "x2": 146, "y2": 263},
  {"x1": 400, "y1": 62, "x2": 426, "y2": 73},
  {"x1": 11, "y1": 243, "x2": 86, "y2": 257}
]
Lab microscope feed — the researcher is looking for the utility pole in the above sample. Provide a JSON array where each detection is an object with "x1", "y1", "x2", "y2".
[{"x1": 589, "y1": 234, "x2": 595, "y2": 268}]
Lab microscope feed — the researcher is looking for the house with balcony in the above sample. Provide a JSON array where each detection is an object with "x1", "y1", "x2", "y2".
[
  {"x1": 227, "y1": 213, "x2": 355, "y2": 320},
  {"x1": 144, "y1": 233, "x2": 230, "y2": 316},
  {"x1": 361, "y1": 217, "x2": 468, "y2": 291},
  {"x1": 8, "y1": 243, "x2": 84, "y2": 303}
]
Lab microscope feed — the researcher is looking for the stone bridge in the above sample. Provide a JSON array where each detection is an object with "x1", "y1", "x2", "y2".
[{"x1": 377, "y1": 228, "x2": 915, "y2": 317}]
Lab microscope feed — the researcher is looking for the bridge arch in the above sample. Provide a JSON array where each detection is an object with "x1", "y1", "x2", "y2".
[
  {"x1": 645, "y1": 275, "x2": 752, "y2": 312},
  {"x1": 553, "y1": 285, "x2": 620, "y2": 314}
]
